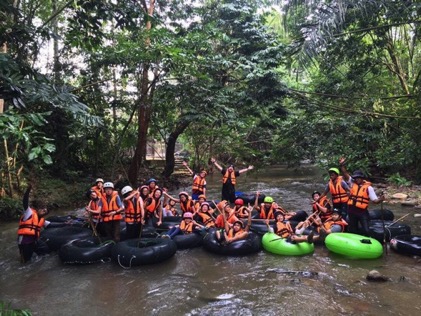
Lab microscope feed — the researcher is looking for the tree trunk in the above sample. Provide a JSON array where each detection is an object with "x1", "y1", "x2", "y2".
[
  {"x1": 162, "y1": 121, "x2": 191, "y2": 178},
  {"x1": 128, "y1": 0, "x2": 156, "y2": 185}
]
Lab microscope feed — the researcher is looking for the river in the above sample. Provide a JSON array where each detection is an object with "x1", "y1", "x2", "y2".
[{"x1": 1, "y1": 165, "x2": 420, "y2": 315}]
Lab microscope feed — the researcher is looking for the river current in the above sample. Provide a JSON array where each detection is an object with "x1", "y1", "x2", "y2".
[{"x1": 1, "y1": 165, "x2": 420, "y2": 315}]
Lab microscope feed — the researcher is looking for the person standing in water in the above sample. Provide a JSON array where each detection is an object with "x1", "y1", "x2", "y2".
[{"x1": 210, "y1": 157, "x2": 253, "y2": 203}]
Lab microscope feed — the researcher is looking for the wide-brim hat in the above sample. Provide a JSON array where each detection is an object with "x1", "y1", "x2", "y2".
[{"x1": 351, "y1": 170, "x2": 365, "y2": 179}]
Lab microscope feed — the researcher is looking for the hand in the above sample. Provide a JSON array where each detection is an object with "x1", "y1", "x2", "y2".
[
  {"x1": 339, "y1": 157, "x2": 346, "y2": 165},
  {"x1": 157, "y1": 221, "x2": 162, "y2": 226},
  {"x1": 211, "y1": 157, "x2": 216, "y2": 163},
  {"x1": 141, "y1": 218, "x2": 145, "y2": 225},
  {"x1": 182, "y1": 161, "x2": 188, "y2": 166},
  {"x1": 248, "y1": 165, "x2": 254, "y2": 170}
]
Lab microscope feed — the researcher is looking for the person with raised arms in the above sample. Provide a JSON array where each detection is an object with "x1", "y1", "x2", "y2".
[
  {"x1": 210, "y1": 157, "x2": 253, "y2": 203},
  {"x1": 17, "y1": 184, "x2": 50, "y2": 263},
  {"x1": 182, "y1": 161, "x2": 208, "y2": 200}
]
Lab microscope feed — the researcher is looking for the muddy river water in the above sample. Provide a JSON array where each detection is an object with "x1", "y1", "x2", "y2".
[{"x1": 1, "y1": 165, "x2": 420, "y2": 315}]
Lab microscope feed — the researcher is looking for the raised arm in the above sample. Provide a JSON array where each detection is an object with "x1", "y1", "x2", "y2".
[
  {"x1": 245, "y1": 204, "x2": 252, "y2": 232},
  {"x1": 339, "y1": 157, "x2": 351, "y2": 182},
  {"x1": 23, "y1": 184, "x2": 32, "y2": 210},
  {"x1": 239, "y1": 165, "x2": 254, "y2": 174},
  {"x1": 182, "y1": 161, "x2": 194, "y2": 176},
  {"x1": 211, "y1": 157, "x2": 223, "y2": 172}
]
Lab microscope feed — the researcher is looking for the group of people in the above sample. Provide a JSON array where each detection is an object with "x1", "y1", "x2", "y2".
[{"x1": 17, "y1": 156, "x2": 384, "y2": 263}]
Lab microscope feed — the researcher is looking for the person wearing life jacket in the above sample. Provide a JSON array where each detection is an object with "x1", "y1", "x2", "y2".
[
  {"x1": 146, "y1": 178, "x2": 159, "y2": 197},
  {"x1": 85, "y1": 189, "x2": 104, "y2": 236},
  {"x1": 193, "y1": 194, "x2": 207, "y2": 213},
  {"x1": 163, "y1": 191, "x2": 195, "y2": 215},
  {"x1": 216, "y1": 203, "x2": 252, "y2": 244},
  {"x1": 254, "y1": 193, "x2": 307, "y2": 222},
  {"x1": 101, "y1": 182, "x2": 124, "y2": 242},
  {"x1": 85, "y1": 178, "x2": 104, "y2": 199},
  {"x1": 344, "y1": 169, "x2": 384, "y2": 237},
  {"x1": 313, "y1": 209, "x2": 348, "y2": 235},
  {"x1": 234, "y1": 199, "x2": 249, "y2": 219},
  {"x1": 17, "y1": 185, "x2": 50, "y2": 263},
  {"x1": 214, "y1": 202, "x2": 240, "y2": 229},
  {"x1": 183, "y1": 161, "x2": 208, "y2": 200},
  {"x1": 311, "y1": 191, "x2": 333, "y2": 222},
  {"x1": 138, "y1": 185, "x2": 150, "y2": 200},
  {"x1": 266, "y1": 211, "x2": 314, "y2": 244},
  {"x1": 318, "y1": 164, "x2": 351, "y2": 219},
  {"x1": 194, "y1": 202, "x2": 216, "y2": 228},
  {"x1": 144, "y1": 187, "x2": 163, "y2": 226},
  {"x1": 162, "y1": 212, "x2": 204, "y2": 239},
  {"x1": 121, "y1": 185, "x2": 145, "y2": 239},
  {"x1": 210, "y1": 157, "x2": 253, "y2": 203},
  {"x1": 163, "y1": 198, "x2": 179, "y2": 217}
]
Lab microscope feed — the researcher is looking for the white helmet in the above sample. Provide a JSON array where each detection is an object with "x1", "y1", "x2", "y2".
[
  {"x1": 103, "y1": 182, "x2": 114, "y2": 189},
  {"x1": 95, "y1": 178, "x2": 104, "y2": 183},
  {"x1": 121, "y1": 185, "x2": 133, "y2": 196}
]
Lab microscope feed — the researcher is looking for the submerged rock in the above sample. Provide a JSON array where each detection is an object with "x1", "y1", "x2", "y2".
[{"x1": 366, "y1": 270, "x2": 389, "y2": 282}]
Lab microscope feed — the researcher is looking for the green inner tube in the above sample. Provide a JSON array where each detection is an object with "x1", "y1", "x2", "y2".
[
  {"x1": 262, "y1": 232, "x2": 314, "y2": 256},
  {"x1": 325, "y1": 233, "x2": 383, "y2": 259}
]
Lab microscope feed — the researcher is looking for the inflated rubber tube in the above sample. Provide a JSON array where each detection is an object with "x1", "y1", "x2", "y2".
[
  {"x1": 368, "y1": 220, "x2": 411, "y2": 242},
  {"x1": 236, "y1": 192, "x2": 266, "y2": 205},
  {"x1": 112, "y1": 238, "x2": 177, "y2": 267},
  {"x1": 40, "y1": 227, "x2": 93, "y2": 251},
  {"x1": 262, "y1": 232, "x2": 314, "y2": 256},
  {"x1": 390, "y1": 235, "x2": 421, "y2": 257},
  {"x1": 154, "y1": 216, "x2": 182, "y2": 232},
  {"x1": 34, "y1": 238, "x2": 52, "y2": 255},
  {"x1": 59, "y1": 238, "x2": 115, "y2": 264},
  {"x1": 368, "y1": 209, "x2": 394, "y2": 221},
  {"x1": 202, "y1": 231, "x2": 261, "y2": 256},
  {"x1": 325, "y1": 233, "x2": 383, "y2": 259},
  {"x1": 120, "y1": 223, "x2": 159, "y2": 241},
  {"x1": 173, "y1": 232, "x2": 203, "y2": 249},
  {"x1": 45, "y1": 215, "x2": 87, "y2": 228}
]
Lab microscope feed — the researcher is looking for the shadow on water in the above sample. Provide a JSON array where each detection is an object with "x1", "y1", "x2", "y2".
[{"x1": 1, "y1": 165, "x2": 421, "y2": 315}]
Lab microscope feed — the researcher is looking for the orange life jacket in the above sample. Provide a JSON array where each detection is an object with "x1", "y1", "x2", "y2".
[
  {"x1": 88, "y1": 198, "x2": 101, "y2": 221},
  {"x1": 192, "y1": 176, "x2": 206, "y2": 193},
  {"x1": 145, "y1": 197, "x2": 161, "y2": 214},
  {"x1": 124, "y1": 197, "x2": 142, "y2": 223},
  {"x1": 215, "y1": 212, "x2": 238, "y2": 228},
  {"x1": 312, "y1": 196, "x2": 333, "y2": 222},
  {"x1": 17, "y1": 209, "x2": 45, "y2": 238},
  {"x1": 228, "y1": 227, "x2": 245, "y2": 238},
  {"x1": 180, "y1": 199, "x2": 194, "y2": 214},
  {"x1": 90, "y1": 185, "x2": 104, "y2": 198},
  {"x1": 329, "y1": 176, "x2": 349, "y2": 204},
  {"x1": 323, "y1": 218, "x2": 348, "y2": 232},
  {"x1": 348, "y1": 181, "x2": 371, "y2": 210},
  {"x1": 236, "y1": 206, "x2": 249, "y2": 219},
  {"x1": 164, "y1": 204, "x2": 178, "y2": 216},
  {"x1": 101, "y1": 192, "x2": 122, "y2": 222},
  {"x1": 179, "y1": 220, "x2": 194, "y2": 234},
  {"x1": 260, "y1": 203, "x2": 275, "y2": 219},
  {"x1": 275, "y1": 221, "x2": 292, "y2": 238},
  {"x1": 222, "y1": 170, "x2": 236, "y2": 185},
  {"x1": 196, "y1": 212, "x2": 215, "y2": 228}
]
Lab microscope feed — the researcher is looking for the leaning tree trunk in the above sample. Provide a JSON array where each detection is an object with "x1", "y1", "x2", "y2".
[
  {"x1": 127, "y1": 0, "x2": 156, "y2": 185},
  {"x1": 162, "y1": 121, "x2": 191, "y2": 178}
]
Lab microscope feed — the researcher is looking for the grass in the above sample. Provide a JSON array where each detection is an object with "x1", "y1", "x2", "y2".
[{"x1": 0, "y1": 301, "x2": 32, "y2": 316}]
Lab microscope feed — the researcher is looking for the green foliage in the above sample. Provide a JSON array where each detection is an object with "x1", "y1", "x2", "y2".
[
  {"x1": 0, "y1": 301, "x2": 32, "y2": 316},
  {"x1": 387, "y1": 173, "x2": 412, "y2": 187},
  {"x1": 0, "y1": 197, "x2": 22, "y2": 220}
]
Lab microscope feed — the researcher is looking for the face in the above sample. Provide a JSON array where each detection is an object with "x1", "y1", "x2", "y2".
[
  {"x1": 169, "y1": 200, "x2": 176, "y2": 206},
  {"x1": 201, "y1": 205, "x2": 209, "y2": 212},
  {"x1": 149, "y1": 182, "x2": 156, "y2": 188},
  {"x1": 38, "y1": 208, "x2": 49, "y2": 217},
  {"x1": 228, "y1": 166, "x2": 234, "y2": 172},
  {"x1": 264, "y1": 202, "x2": 272, "y2": 209},
  {"x1": 332, "y1": 213, "x2": 340, "y2": 221},
  {"x1": 200, "y1": 171, "x2": 206, "y2": 177},
  {"x1": 312, "y1": 193, "x2": 320, "y2": 201},
  {"x1": 105, "y1": 188, "x2": 113, "y2": 195},
  {"x1": 329, "y1": 172, "x2": 338, "y2": 180},
  {"x1": 276, "y1": 214, "x2": 284, "y2": 222},
  {"x1": 354, "y1": 177, "x2": 364, "y2": 184},
  {"x1": 184, "y1": 217, "x2": 192, "y2": 222},
  {"x1": 97, "y1": 182, "x2": 103, "y2": 188},
  {"x1": 141, "y1": 188, "x2": 149, "y2": 195},
  {"x1": 180, "y1": 195, "x2": 187, "y2": 201},
  {"x1": 90, "y1": 192, "x2": 98, "y2": 199},
  {"x1": 233, "y1": 222, "x2": 242, "y2": 231},
  {"x1": 199, "y1": 197, "x2": 205, "y2": 203},
  {"x1": 154, "y1": 190, "x2": 162, "y2": 198}
]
